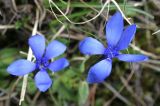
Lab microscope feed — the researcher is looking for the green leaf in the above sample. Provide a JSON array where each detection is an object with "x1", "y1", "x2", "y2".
[
  {"x1": 0, "y1": 68, "x2": 9, "y2": 77},
  {"x1": 0, "y1": 48, "x2": 19, "y2": 64},
  {"x1": 78, "y1": 81, "x2": 89, "y2": 106},
  {"x1": 15, "y1": 21, "x2": 23, "y2": 29},
  {"x1": 27, "y1": 75, "x2": 37, "y2": 94}
]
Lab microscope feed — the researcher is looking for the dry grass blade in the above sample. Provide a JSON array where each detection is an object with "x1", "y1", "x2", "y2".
[
  {"x1": 48, "y1": 0, "x2": 111, "y2": 24},
  {"x1": 0, "y1": 25, "x2": 15, "y2": 29},
  {"x1": 19, "y1": 9, "x2": 39, "y2": 105},
  {"x1": 152, "y1": 30, "x2": 160, "y2": 35},
  {"x1": 104, "y1": 83, "x2": 132, "y2": 105}
]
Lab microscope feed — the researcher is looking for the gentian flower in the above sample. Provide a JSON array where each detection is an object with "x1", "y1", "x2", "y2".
[
  {"x1": 7, "y1": 35, "x2": 69, "y2": 92},
  {"x1": 79, "y1": 12, "x2": 148, "y2": 83}
]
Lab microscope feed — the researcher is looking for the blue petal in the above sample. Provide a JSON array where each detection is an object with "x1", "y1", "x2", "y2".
[
  {"x1": 28, "y1": 35, "x2": 45, "y2": 59},
  {"x1": 79, "y1": 37, "x2": 105, "y2": 55},
  {"x1": 116, "y1": 24, "x2": 136, "y2": 50},
  {"x1": 106, "y1": 11, "x2": 124, "y2": 47},
  {"x1": 34, "y1": 70, "x2": 52, "y2": 92},
  {"x1": 87, "y1": 59, "x2": 112, "y2": 83},
  {"x1": 44, "y1": 40, "x2": 66, "y2": 60},
  {"x1": 117, "y1": 54, "x2": 148, "y2": 62},
  {"x1": 48, "y1": 58, "x2": 69, "y2": 72},
  {"x1": 7, "y1": 59, "x2": 36, "y2": 76}
]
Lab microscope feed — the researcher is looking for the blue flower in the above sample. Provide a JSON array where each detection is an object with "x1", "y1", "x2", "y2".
[
  {"x1": 79, "y1": 12, "x2": 148, "y2": 83},
  {"x1": 7, "y1": 35, "x2": 69, "y2": 92}
]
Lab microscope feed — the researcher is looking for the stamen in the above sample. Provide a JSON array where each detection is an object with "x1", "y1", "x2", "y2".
[
  {"x1": 104, "y1": 47, "x2": 119, "y2": 59},
  {"x1": 36, "y1": 58, "x2": 49, "y2": 70}
]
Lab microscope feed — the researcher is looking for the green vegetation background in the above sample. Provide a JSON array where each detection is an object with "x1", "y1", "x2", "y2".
[{"x1": 0, "y1": 0, "x2": 160, "y2": 106}]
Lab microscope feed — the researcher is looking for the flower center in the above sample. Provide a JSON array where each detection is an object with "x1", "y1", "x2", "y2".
[
  {"x1": 36, "y1": 58, "x2": 49, "y2": 70},
  {"x1": 104, "y1": 47, "x2": 119, "y2": 59}
]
